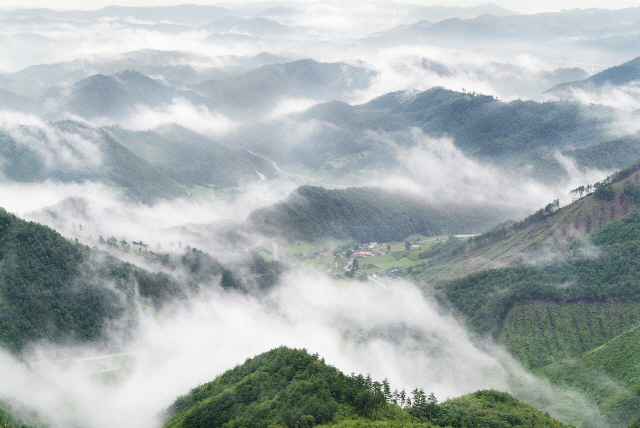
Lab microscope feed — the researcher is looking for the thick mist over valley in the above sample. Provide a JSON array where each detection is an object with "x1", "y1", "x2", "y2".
[{"x1": 2, "y1": 2, "x2": 640, "y2": 428}]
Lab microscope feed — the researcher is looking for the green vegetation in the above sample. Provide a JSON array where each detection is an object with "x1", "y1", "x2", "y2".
[
  {"x1": 0, "y1": 206, "x2": 125, "y2": 352},
  {"x1": 498, "y1": 301, "x2": 640, "y2": 369},
  {"x1": 0, "y1": 121, "x2": 187, "y2": 203},
  {"x1": 0, "y1": 207, "x2": 246, "y2": 353},
  {"x1": 163, "y1": 347, "x2": 571, "y2": 428},
  {"x1": 402, "y1": 167, "x2": 640, "y2": 426},
  {"x1": 228, "y1": 86, "x2": 615, "y2": 182},
  {"x1": 435, "y1": 390, "x2": 569, "y2": 428},
  {"x1": 249, "y1": 186, "x2": 504, "y2": 243},
  {"x1": 540, "y1": 324, "x2": 640, "y2": 427},
  {"x1": 0, "y1": 400, "x2": 38, "y2": 428},
  {"x1": 105, "y1": 124, "x2": 277, "y2": 188}
]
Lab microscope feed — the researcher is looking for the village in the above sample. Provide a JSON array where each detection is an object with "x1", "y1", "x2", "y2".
[{"x1": 261, "y1": 234, "x2": 471, "y2": 281}]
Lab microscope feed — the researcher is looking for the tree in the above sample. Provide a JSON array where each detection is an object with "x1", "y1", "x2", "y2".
[
  {"x1": 405, "y1": 241, "x2": 411, "y2": 250},
  {"x1": 427, "y1": 392, "x2": 438, "y2": 422}
]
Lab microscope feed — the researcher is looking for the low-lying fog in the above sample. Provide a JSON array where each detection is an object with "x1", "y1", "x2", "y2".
[
  {"x1": 1, "y1": 1, "x2": 639, "y2": 427},
  {"x1": 0, "y1": 271, "x2": 606, "y2": 428}
]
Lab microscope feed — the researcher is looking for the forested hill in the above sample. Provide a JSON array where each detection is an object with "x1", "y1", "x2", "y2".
[
  {"x1": 162, "y1": 346, "x2": 570, "y2": 428},
  {"x1": 248, "y1": 186, "x2": 507, "y2": 243},
  {"x1": 0, "y1": 120, "x2": 187, "y2": 203},
  {"x1": 230, "y1": 86, "x2": 617, "y2": 185},
  {"x1": 412, "y1": 159, "x2": 640, "y2": 284},
  {"x1": 0, "y1": 207, "x2": 241, "y2": 353},
  {"x1": 437, "y1": 205, "x2": 640, "y2": 426}
]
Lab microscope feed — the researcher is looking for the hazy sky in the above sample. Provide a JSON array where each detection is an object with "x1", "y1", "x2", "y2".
[{"x1": 1, "y1": 0, "x2": 640, "y2": 14}]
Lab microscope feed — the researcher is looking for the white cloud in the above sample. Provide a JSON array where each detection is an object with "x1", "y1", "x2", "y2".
[
  {"x1": 0, "y1": 110, "x2": 103, "y2": 170},
  {"x1": 0, "y1": 271, "x2": 605, "y2": 428},
  {"x1": 120, "y1": 98, "x2": 238, "y2": 136}
]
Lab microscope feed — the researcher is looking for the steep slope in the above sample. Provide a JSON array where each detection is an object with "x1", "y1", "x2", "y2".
[
  {"x1": 0, "y1": 207, "x2": 244, "y2": 353},
  {"x1": 0, "y1": 207, "x2": 129, "y2": 352},
  {"x1": 415, "y1": 160, "x2": 640, "y2": 285},
  {"x1": 248, "y1": 186, "x2": 509, "y2": 243},
  {"x1": 430, "y1": 170, "x2": 640, "y2": 344},
  {"x1": 105, "y1": 124, "x2": 277, "y2": 187},
  {"x1": 0, "y1": 120, "x2": 186, "y2": 203},
  {"x1": 540, "y1": 324, "x2": 640, "y2": 427},
  {"x1": 163, "y1": 347, "x2": 570, "y2": 428}
]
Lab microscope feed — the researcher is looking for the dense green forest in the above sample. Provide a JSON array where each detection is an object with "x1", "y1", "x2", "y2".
[
  {"x1": 0, "y1": 207, "x2": 243, "y2": 353},
  {"x1": 423, "y1": 187, "x2": 640, "y2": 426},
  {"x1": 163, "y1": 347, "x2": 570, "y2": 428},
  {"x1": 248, "y1": 186, "x2": 507, "y2": 243},
  {"x1": 436, "y1": 206, "x2": 640, "y2": 347},
  {"x1": 540, "y1": 323, "x2": 640, "y2": 427}
]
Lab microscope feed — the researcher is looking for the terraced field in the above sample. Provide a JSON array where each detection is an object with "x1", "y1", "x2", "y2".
[{"x1": 498, "y1": 301, "x2": 640, "y2": 369}]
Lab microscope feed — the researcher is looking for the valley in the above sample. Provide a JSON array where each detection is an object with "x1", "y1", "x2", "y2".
[{"x1": 2, "y1": 2, "x2": 640, "y2": 428}]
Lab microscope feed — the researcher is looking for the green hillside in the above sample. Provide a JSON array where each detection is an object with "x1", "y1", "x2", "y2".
[
  {"x1": 540, "y1": 324, "x2": 640, "y2": 427},
  {"x1": 0, "y1": 207, "x2": 242, "y2": 353},
  {"x1": 412, "y1": 160, "x2": 640, "y2": 285},
  {"x1": 0, "y1": 120, "x2": 187, "y2": 203},
  {"x1": 248, "y1": 186, "x2": 507, "y2": 243},
  {"x1": 163, "y1": 347, "x2": 571, "y2": 428},
  {"x1": 408, "y1": 160, "x2": 640, "y2": 359},
  {"x1": 434, "y1": 197, "x2": 640, "y2": 344},
  {"x1": 105, "y1": 125, "x2": 277, "y2": 187},
  {"x1": 228, "y1": 86, "x2": 615, "y2": 181},
  {"x1": 497, "y1": 301, "x2": 640, "y2": 369}
]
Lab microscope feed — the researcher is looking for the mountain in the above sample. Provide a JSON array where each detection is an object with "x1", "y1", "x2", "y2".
[
  {"x1": 195, "y1": 59, "x2": 375, "y2": 118},
  {"x1": 0, "y1": 88, "x2": 32, "y2": 111},
  {"x1": 163, "y1": 347, "x2": 570, "y2": 428},
  {"x1": 427, "y1": 159, "x2": 640, "y2": 330},
  {"x1": 396, "y1": 161, "x2": 640, "y2": 426},
  {"x1": 228, "y1": 87, "x2": 614, "y2": 183},
  {"x1": 201, "y1": 16, "x2": 295, "y2": 37},
  {"x1": 60, "y1": 69, "x2": 205, "y2": 120},
  {"x1": 248, "y1": 185, "x2": 510, "y2": 243},
  {"x1": 105, "y1": 124, "x2": 278, "y2": 187},
  {"x1": 0, "y1": 206, "x2": 246, "y2": 353},
  {"x1": 362, "y1": 8, "x2": 640, "y2": 65},
  {"x1": 547, "y1": 56, "x2": 640, "y2": 95},
  {"x1": 0, "y1": 120, "x2": 187, "y2": 203},
  {"x1": 540, "y1": 324, "x2": 640, "y2": 427}
]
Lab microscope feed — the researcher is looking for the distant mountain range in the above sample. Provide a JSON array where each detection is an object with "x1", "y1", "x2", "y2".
[{"x1": 547, "y1": 56, "x2": 640, "y2": 95}]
